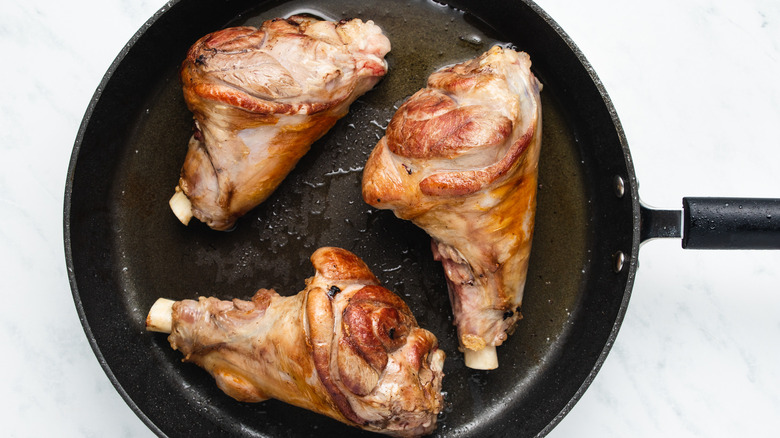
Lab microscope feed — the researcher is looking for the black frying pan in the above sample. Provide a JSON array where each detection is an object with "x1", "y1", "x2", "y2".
[{"x1": 63, "y1": 0, "x2": 780, "y2": 437}]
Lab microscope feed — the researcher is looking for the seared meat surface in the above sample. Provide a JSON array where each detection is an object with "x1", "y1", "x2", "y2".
[
  {"x1": 362, "y1": 46, "x2": 542, "y2": 369},
  {"x1": 147, "y1": 247, "x2": 445, "y2": 437},
  {"x1": 171, "y1": 16, "x2": 391, "y2": 230}
]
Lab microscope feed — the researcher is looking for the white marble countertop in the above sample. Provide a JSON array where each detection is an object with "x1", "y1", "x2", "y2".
[{"x1": 2, "y1": 0, "x2": 779, "y2": 436}]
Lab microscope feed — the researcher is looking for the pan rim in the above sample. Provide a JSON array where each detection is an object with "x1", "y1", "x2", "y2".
[
  {"x1": 63, "y1": 1, "x2": 179, "y2": 435},
  {"x1": 508, "y1": 1, "x2": 641, "y2": 435}
]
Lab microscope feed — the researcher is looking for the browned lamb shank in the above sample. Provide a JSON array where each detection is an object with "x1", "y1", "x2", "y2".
[
  {"x1": 169, "y1": 16, "x2": 391, "y2": 230},
  {"x1": 146, "y1": 247, "x2": 445, "y2": 437},
  {"x1": 362, "y1": 46, "x2": 543, "y2": 369}
]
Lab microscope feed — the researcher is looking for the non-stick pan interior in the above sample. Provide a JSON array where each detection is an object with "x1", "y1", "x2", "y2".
[{"x1": 65, "y1": 0, "x2": 637, "y2": 436}]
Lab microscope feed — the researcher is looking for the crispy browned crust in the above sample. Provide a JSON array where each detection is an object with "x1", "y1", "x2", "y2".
[
  {"x1": 418, "y1": 122, "x2": 535, "y2": 196},
  {"x1": 306, "y1": 247, "x2": 382, "y2": 425},
  {"x1": 361, "y1": 46, "x2": 542, "y2": 352},
  {"x1": 386, "y1": 90, "x2": 513, "y2": 160},
  {"x1": 165, "y1": 247, "x2": 444, "y2": 436},
  {"x1": 310, "y1": 246, "x2": 380, "y2": 284},
  {"x1": 180, "y1": 23, "x2": 350, "y2": 117},
  {"x1": 175, "y1": 16, "x2": 390, "y2": 230}
]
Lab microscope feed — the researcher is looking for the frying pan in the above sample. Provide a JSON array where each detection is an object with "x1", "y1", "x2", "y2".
[{"x1": 63, "y1": 0, "x2": 780, "y2": 436}]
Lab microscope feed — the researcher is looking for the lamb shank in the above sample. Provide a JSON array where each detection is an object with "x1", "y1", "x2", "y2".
[
  {"x1": 169, "y1": 16, "x2": 391, "y2": 230},
  {"x1": 146, "y1": 247, "x2": 445, "y2": 437},
  {"x1": 361, "y1": 46, "x2": 542, "y2": 369}
]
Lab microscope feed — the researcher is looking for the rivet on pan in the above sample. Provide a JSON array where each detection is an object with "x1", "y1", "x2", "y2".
[
  {"x1": 613, "y1": 251, "x2": 626, "y2": 273},
  {"x1": 613, "y1": 175, "x2": 625, "y2": 198}
]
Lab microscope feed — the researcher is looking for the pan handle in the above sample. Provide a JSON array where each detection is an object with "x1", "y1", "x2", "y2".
[{"x1": 640, "y1": 197, "x2": 780, "y2": 249}]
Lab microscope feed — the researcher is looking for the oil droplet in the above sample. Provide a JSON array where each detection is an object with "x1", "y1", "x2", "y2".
[{"x1": 459, "y1": 34, "x2": 483, "y2": 46}]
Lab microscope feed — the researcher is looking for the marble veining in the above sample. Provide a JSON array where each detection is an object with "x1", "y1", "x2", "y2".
[{"x1": 2, "y1": 0, "x2": 779, "y2": 437}]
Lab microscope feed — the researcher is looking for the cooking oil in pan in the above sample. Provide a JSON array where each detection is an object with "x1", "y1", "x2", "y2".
[{"x1": 111, "y1": 1, "x2": 590, "y2": 436}]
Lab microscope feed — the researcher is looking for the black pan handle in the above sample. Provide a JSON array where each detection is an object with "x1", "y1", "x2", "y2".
[{"x1": 640, "y1": 197, "x2": 780, "y2": 249}]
